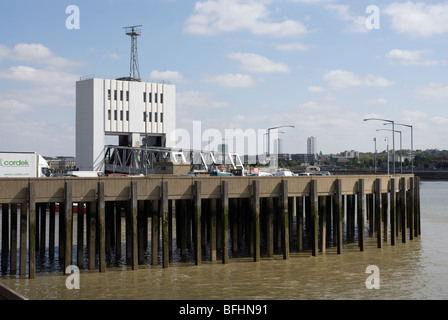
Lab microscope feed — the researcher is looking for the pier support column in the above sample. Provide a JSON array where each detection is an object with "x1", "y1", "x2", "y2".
[
  {"x1": 162, "y1": 181, "x2": 169, "y2": 268},
  {"x1": 266, "y1": 197, "x2": 274, "y2": 257},
  {"x1": 281, "y1": 180, "x2": 290, "y2": 260},
  {"x1": 400, "y1": 177, "x2": 407, "y2": 243},
  {"x1": 357, "y1": 179, "x2": 365, "y2": 251},
  {"x1": 375, "y1": 178, "x2": 383, "y2": 248},
  {"x1": 252, "y1": 180, "x2": 260, "y2": 262},
  {"x1": 409, "y1": 177, "x2": 415, "y2": 241},
  {"x1": 194, "y1": 181, "x2": 202, "y2": 266},
  {"x1": 310, "y1": 179, "x2": 318, "y2": 256},
  {"x1": 97, "y1": 181, "x2": 106, "y2": 272},
  {"x1": 19, "y1": 202, "x2": 27, "y2": 275},
  {"x1": 130, "y1": 182, "x2": 138, "y2": 270},
  {"x1": 297, "y1": 196, "x2": 303, "y2": 252},
  {"x1": 1, "y1": 204, "x2": 9, "y2": 273},
  {"x1": 333, "y1": 179, "x2": 343, "y2": 254},
  {"x1": 415, "y1": 176, "x2": 421, "y2": 237},
  {"x1": 210, "y1": 199, "x2": 217, "y2": 261},
  {"x1": 64, "y1": 182, "x2": 73, "y2": 274},
  {"x1": 28, "y1": 183, "x2": 36, "y2": 279},
  {"x1": 390, "y1": 178, "x2": 396, "y2": 246},
  {"x1": 221, "y1": 181, "x2": 229, "y2": 264},
  {"x1": 151, "y1": 199, "x2": 159, "y2": 266}
]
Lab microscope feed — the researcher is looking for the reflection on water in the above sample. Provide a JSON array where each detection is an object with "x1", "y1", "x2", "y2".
[{"x1": 1, "y1": 181, "x2": 448, "y2": 300}]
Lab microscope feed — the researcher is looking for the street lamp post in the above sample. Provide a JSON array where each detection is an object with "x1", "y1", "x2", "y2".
[
  {"x1": 385, "y1": 122, "x2": 413, "y2": 174},
  {"x1": 266, "y1": 125, "x2": 295, "y2": 158},
  {"x1": 364, "y1": 118, "x2": 395, "y2": 174},
  {"x1": 385, "y1": 137, "x2": 389, "y2": 175},
  {"x1": 377, "y1": 128, "x2": 402, "y2": 173},
  {"x1": 373, "y1": 137, "x2": 377, "y2": 173}
]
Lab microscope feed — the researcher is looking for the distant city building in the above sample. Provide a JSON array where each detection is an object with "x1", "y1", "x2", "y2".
[
  {"x1": 291, "y1": 153, "x2": 315, "y2": 164},
  {"x1": 307, "y1": 136, "x2": 316, "y2": 155}
]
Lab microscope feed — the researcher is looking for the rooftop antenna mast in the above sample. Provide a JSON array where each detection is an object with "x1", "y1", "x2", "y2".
[{"x1": 123, "y1": 25, "x2": 142, "y2": 81}]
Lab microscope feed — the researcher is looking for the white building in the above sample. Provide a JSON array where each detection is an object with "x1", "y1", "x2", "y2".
[
  {"x1": 307, "y1": 136, "x2": 316, "y2": 155},
  {"x1": 76, "y1": 77, "x2": 176, "y2": 171}
]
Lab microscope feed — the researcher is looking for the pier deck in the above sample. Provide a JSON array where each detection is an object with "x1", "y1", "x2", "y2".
[{"x1": 0, "y1": 174, "x2": 420, "y2": 279}]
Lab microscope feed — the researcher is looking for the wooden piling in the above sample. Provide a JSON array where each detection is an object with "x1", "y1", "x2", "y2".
[
  {"x1": 162, "y1": 181, "x2": 169, "y2": 268},
  {"x1": 130, "y1": 181, "x2": 138, "y2": 269},
  {"x1": 375, "y1": 178, "x2": 383, "y2": 248},
  {"x1": 221, "y1": 180, "x2": 229, "y2": 264},
  {"x1": 252, "y1": 180, "x2": 260, "y2": 262},
  {"x1": 194, "y1": 181, "x2": 202, "y2": 266},
  {"x1": 1, "y1": 204, "x2": 9, "y2": 273},
  {"x1": 333, "y1": 179, "x2": 343, "y2": 254},
  {"x1": 390, "y1": 178, "x2": 396, "y2": 246},
  {"x1": 357, "y1": 179, "x2": 365, "y2": 251},
  {"x1": 281, "y1": 180, "x2": 290, "y2": 259},
  {"x1": 210, "y1": 199, "x2": 217, "y2": 261},
  {"x1": 296, "y1": 196, "x2": 303, "y2": 252},
  {"x1": 28, "y1": 182, "x2": 36, "y2": 279},
  {"x1": 97, "y1": 181, "x2": 106, "y2": 272},
  {"x1": 400, "y1": 177, "x2": 407, "y2": 243},
  {"x1": 409, "y1": 177, "x2": 415, "y2": 241},
  {"x1": 266, "y1": 197, "x2": 274, "y2": 257},
  {"x1": 19, "y1": 202, "x2": 27, "y2": 275},
  {"x1": 310, "y1": 179, "x2": 318, "y2": 256},
  {"x1": 64, "y1": 182, "x2": 73, "y2": 273},
  {"x1": 151, "y1": 199, "x2": 159, "y2": 266}
]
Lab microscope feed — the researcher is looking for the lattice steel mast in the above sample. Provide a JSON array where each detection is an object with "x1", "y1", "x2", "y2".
[{"x1": 124, "y1": 25, "x2": 142, "y2": 81}]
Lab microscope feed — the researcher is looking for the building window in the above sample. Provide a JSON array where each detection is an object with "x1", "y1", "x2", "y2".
[
  {"x1": 143, "y1": 92, "x2": 146, "y2": 102},
  {"x1": 120, "y1": 90, "x2": 123, "y2": 101},
  {"x1": 126, "y1": 111, "x2": 129, "y2": 121},
  {"x1": 160, "y1": 113, "x2": 163, "y2": 123},
  {"x1": 108, "y1": 90, "x2": 111, "y2": 100},
  {"x1": 161, "y1": 94, "x2": 163, "y2": 104},
  {"x1": 126, "y1": 91, "x2": 129, "y2": 101},
  {"x1": 114, "y1": 110, "x2": 117, "y2": 120},
  {"x1": 155, "y1": 93, "x2": 158, "y2": 104},
  {"x1": 120, "y1": 110, "x2": 123, "y2": 121},
  {"x1": 148, "y1": 93, "x2": 152, "y2": 103},
  {"x1": 114, "y1": 90, "x2": 117, "y2": 100},
  {"x1": 108, "y1": 110, "x2": 111, "y2": 120},
  {"x1": 154, "y1": 112, "x2": 158, "y2": 122}
]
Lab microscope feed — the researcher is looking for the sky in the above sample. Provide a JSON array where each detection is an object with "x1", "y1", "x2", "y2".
[{"x1": 1, "y1": 0, "x2": 448, "y2": 157}]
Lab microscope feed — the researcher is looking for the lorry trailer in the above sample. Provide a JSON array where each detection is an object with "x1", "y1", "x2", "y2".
[{"x1": 0, "y1": 152, "x2": 51, "y2": 178}]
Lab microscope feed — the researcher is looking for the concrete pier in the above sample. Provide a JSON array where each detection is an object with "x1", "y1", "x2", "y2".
[{"x1": 0, "y1": 174, "x2": 420, "y2": 278}]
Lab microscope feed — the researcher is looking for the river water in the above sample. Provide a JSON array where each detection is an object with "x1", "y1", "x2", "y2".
[{"x1": 1, "y1": 181, "x2": 448, "y2": 301}]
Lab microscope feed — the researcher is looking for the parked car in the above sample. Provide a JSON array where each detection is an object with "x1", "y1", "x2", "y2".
[
  {"x1": 210, "y1": 171, "x2": 234, "y2": 176},
  {"x1": 274, "y1": 170, "x2": 294, "y2": 176},
  {"x1": 250, "y1": 171, "x2": 272, "y2": 176}
]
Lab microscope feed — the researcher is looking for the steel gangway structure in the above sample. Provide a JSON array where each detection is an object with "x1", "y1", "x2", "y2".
[{"x1": 104, "y1": 145, "x2": 245, "y2": 175}]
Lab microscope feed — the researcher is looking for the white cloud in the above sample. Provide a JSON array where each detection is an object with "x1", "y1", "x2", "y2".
[
  {"x1": 308, "y1": 86, "x2": 325, "y2": 93},
  {"x1": 177, "y1": 91, "x2": 229, "y2": 109},
  {"x1": 272, "y1": 42, "x2": 310, "y2": 51},
  {"x1": 150, "y1": 70, "x2": 184, "y2": 82},
  {"x1": 323, "y1": 70, "x2": 395, "y2": 88},
  {"x1": 204, "y1": 73, "x2": 256, "y2": 87},
  {"x1": 386, "y1": 49, "x2": 438, "y2": 66},
  {"x1": 228, "y1": 52, "x2": 290, "y2": 73},
  {"x1": 184, "y1": 0, "x2": 308, "y2": 37},
  {"x1": 325, "y1": 4, "x2": 369, "y2": 33},
  {"x1": 384, "y1": 2, "x2": 448, "y2": 37},
  {"x1": 8, "y1": 43, "x2": 82, "y2": 69},
  {"x1": 416, "y1": 83, "x2": 448, "y2": 101},
  {"x1": 366, "y1": 98, "x2": 387, "y2": 105}
]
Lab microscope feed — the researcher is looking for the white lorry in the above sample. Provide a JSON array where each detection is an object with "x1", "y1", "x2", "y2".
[{"x1": 0, "y1": 152, "x2": 52, "y2": 178}]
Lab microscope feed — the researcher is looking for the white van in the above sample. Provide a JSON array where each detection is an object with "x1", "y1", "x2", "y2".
[{"x1": 274, "y1": 170, "x2": 294, "y2": 176}]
